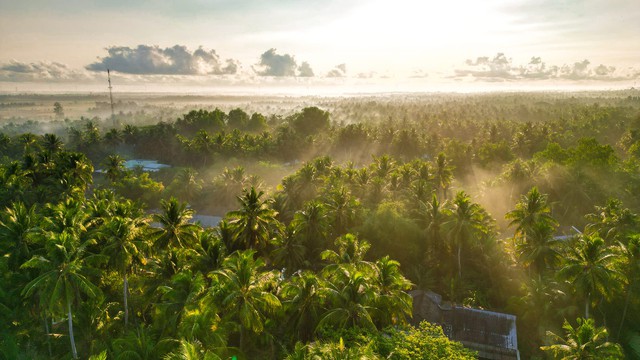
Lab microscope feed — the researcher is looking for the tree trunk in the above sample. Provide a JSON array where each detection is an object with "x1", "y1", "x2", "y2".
[
  {"x1": 617, "y1": 286, "x2": 631, "y2": 338},
  {"x1": 43, "y1": 311, "x2": 52, "y2": 357},
  {"x1": 585, "y1": 292, "x2": 590, "y2": 319},
  {"x1": 124, "y1": 273, "x2": 129, "y2": 327},
  {"x1": 67, "y1": 297, "x2": 78, "y2": 359},
  {"x1": 457, "y1": 244, "x2": 462, "y2": 279}
]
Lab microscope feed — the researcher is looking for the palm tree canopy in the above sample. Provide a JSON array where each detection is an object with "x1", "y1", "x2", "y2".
[{"x1": 541, "y1": 318, "x2": 623, "y2": 359}]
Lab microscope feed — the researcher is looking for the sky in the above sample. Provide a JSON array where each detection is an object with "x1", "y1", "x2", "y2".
[{"x1": 1, "y1": 0, "x2": 639, "y2": 93}]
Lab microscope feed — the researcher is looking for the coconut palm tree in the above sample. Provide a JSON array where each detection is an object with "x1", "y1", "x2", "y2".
[
  {"x1": 291, "y1": 200, "x2": 329, "y2": 262},
  {"x1": 155, "y1": 270, "x2": 207, "y2": 337},
  {"x1": 433, "y1": 152, "x2": 453, "y2": 200},
  {"x1": 163, "y1": 339, "x2": 223, "y2": 360},
  {"x1": 56, "y1": 152, "x2": 94, "y2": 195},
  {"x1": 444, "y1": 191, "x2": 485, "y2": 280},
  {"x1": 41, "y1": 133, "x2": 64, "y2": 154},
  {"x1": 21, "y1": 232, "x2": 103, "y2": 359},
  {"x1": 616, "y1": 235, "x2": 640, "y2": 337},
  {"x1": 271, "y1": 226, "x2": 307, "y2": 275},
  {"x1": 152, "y1": 197, "x2": 200, "y2": 251},
  {"x1": 415, "y1": 193, "x2": 446, "y2": 262},
  {"x1": 170, "y1": 168, "x2": 203, "y2": 204},
  {"x1": 111, "y1": 325, "x2": 176, "y2": 360},
  {"x1": 541, "y1": 318, "x2": 622, "y2": 359},
  {"x1": 317, "y1": 266, "x2": 378, "y2": 332},
  {"x1": 103, "y1": 154, "x2": 126, "y2": 184},
  {"x1": 516, "y1": 221, "x2": 561, "y2": 275},
  {"x1": 506, "y1": 187, "x2": 558, "y2": 243},
  {"x1": 558, "y1": 235, "x2": 620, "y2": 319},
  {"x1": 210, "y1": 250, "x2": 281, "y2": 350},
  {"x1": 281, "y1": 271, "x2": 324, "y2": 342},
  {"x1": 321, "y1": 234, "x2": 373, "y2": 272},
  {"x1": 372, "y1": 256, "x2": 413, "y2": 327},
  {"x1": 323, "y1": 186, "x2": 360, "y2": 238},
  {"x1": 0, "y1": 201, "x2": 40, "y2": 271},
  {"x1": 227, "y1": 187, "x2": 278, "y2": 255},
  {"x1": 100, "y1": 215, "x2": 149, "y2": 326},
  {"x1": 586, "y1": 199, "x2": 639, "y2": 244}
]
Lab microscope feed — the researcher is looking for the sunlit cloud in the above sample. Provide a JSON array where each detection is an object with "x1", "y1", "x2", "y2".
[
  {"x1": 326, "y1": 63, "x2": 347, "y2": 78},
  {"x1": 0, "y1": 60, "x2": 95, "y2": 82},
  {"x1": 297, "y1": 61, "x2": 315, "y2": 77},
  {"x1": 86, "y1": 45, "x2": 239, "y2": 75},
  {"x1": 453, "y1": 53, "x2": 640, "y2": 82},
  {"x1": 254, "y1": 48, "x2": 298, "y2": 77}
]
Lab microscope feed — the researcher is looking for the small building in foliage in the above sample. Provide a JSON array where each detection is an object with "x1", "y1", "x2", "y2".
[{"x1": 410, "y1": 290, "x2": 520, "y2": 360}]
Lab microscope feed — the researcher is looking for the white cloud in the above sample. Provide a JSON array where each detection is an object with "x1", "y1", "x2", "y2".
[
  {"x1": 86, "y1": 45, "x2": 239, "y2": 75},
  {"x1": 453, "y1": 53, "x2": 640, "y2": 82}
]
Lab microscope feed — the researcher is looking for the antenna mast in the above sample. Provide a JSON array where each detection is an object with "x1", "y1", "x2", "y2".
[{"x1": 107, "y1": 69, "x2": 116, "y2": 127}]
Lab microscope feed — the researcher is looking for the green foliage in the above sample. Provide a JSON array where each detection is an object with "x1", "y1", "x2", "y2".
[
  {"x1": 541, "y1": 318, "x2": 623, "y2": 360},
  {"x1": 3, "y1": 92, "x2": 640, "y2": 359},
  {"x1": 379, "y1": 322, "x2": 476, "y2": 359},
  {"x1": 291, "y1": 107, "x2": 330, "y2": 137}
]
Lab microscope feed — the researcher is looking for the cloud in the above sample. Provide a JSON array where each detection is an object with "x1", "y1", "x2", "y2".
[
  {"x1": 86, "y1": 45, "x2": 238, "y2": 75},
  {"x1": 457, "y1": 53, "x2": 514, "y2": 80},
  {"x1": 356, "y1": 71, "x2": 376, "y2": 79},
  {"x1": 297, "y1": 61, "x2": 314, "y2": 77},
  {"x1": 254, "y1": 48, "x2": 298, "y2": 76},
  {"x1": 410, "y1": 69, "x2": 429, "y2": 78},
  {"x1": 0, "y1": 60, "x2": 93, "y2": 82},
  {"x1": 453, "y1": 53, "x2": 640, "y2": 82},
  {"x1": 326, "y1": 63, "x2": 346, "y2": 77}
]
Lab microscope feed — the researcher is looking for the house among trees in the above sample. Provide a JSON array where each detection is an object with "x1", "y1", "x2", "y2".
[{"x1": 411, "y1": 290, "x2": 520, "y2": 360}]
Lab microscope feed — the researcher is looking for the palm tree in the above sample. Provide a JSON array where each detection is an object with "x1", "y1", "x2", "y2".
[
  {"x1": 21, "y1": 232, "x2": 103, "y2": 359},
  {"x1": 506, "y1": 187, "x2": 558, "y2": 242},
  {"x1": 100, "y1": 215, "x2": 149, "y2": 326},
  {"x1": 56, "y1": 152, "x2": 94, "y2": 194},
  {"x1": 321, "y1": 233, "x2": 373, "y2": 272},
  {"x1": 541, "y1": 318, "x2": 623, "y2": 359},
  {"x1": 517, "y1": 276, "x2": 568, "y2": 340},
  {"x1": 211, "y1": 250, "x2": 281, "y2": 350},
  {"x1": 415, "y1": 193, "x2": 446, "y2": 262},
  {"x1": 444, "y1": 191, "x2": 485, "y2": 280},
  {"x1": 0, "y1": 201, "x2": 40, "y2": 271},
  {"x1": 163, "y1": 339, "x2": 223, "y2": 360},
  {"x1": 433, "y1": 153, "x2": 453, "y2": 200},
  {"x1": 170, "y1": 168, "x2": 203, "y2": 204},
  {"x1": 111, "y1": 325, "x2": 176, "y2": 360},
  {"x1": 616, "y1": 235, "x2": 640, "y2": 337},
  {"x1": 19, "y1": 133, "x2": 39, "y2": 154},
  {"x1": 192, "y1": 130, "x2": 214, "y2": 167},
  {"x1": 152, "y1": 197, "x2": 200, "y2": 250},
  {"x1": 44, "y1": 197, "x2": 92, "y2": 237},
  {"x1": 41, "y1": 133, "x2": 64, "y2": 154},
  {"x1": 372, "y1": 154, "x2": 395, "y2": 179},
  {"x1": 291, "y1": 162, "x2": 318, "y2": 207},
  {"x1": 318, "y1": 266, "x2": 378, "y2": 332},
  {"x1": 227, "y1": 187, "x2": 279, "y2": 255},
  {"x1": 281, "y1": 271, "x2": 324, "y2": 342},
  {"x1": 323, "y1": 186, "x2": 360, "y2": 238},
  {"x1": 291, "y1": 200, "x2": 329, "y2": 262},
  {"x1": 558, "y1": 235, "x2": 620, "y2": 319},
  {"x1": 372, "y1": 256, "x2": 413, "y2": 327},
  {"x1": 187, "y1": 229, "x2": 227, "y2": 274},
  {"x1": 271, "y1": 226, "x2": 307, "y2": 275},
  {"x1": 103, "y1": 154, "x2": 126, "y2": 183},
  {"x1": 516, "y1": 221, "x2": 561, "y2": 274},
  {"x1": 155, "y1": 270, "x2": 207, "y2": 337},
  {"x1": 586, "y1": 199, "x2": 639, "y2": 244}
]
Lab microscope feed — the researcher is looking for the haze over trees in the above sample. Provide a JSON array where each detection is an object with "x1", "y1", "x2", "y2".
[{"x1": 1, "y1": 90, "x2": 640, "y2": 358}]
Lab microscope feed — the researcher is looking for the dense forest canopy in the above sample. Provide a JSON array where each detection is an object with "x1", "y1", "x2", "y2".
[{"x1": 1, "y1": 90, "x2": 640, "y2": 359}]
